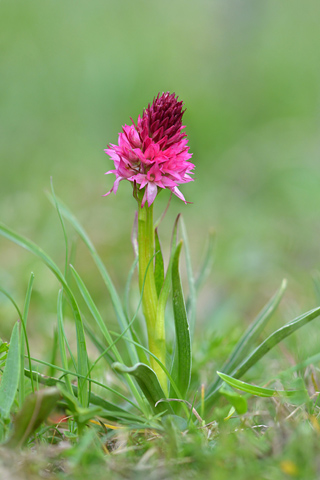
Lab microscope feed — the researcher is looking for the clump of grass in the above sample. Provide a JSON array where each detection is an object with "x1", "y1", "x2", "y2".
[{"x1": 1, "y1": 183, "x2": 320, "y2": 455}]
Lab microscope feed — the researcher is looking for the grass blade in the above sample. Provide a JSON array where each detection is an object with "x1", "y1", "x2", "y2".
[
  {"x1": 226, "y1": 279, "x2": 287, "y2": 370},
  {"x1": 0, "y1": 288, "x2": 23, "y2": 320},
  {"x1": 205, "y1": 279, "x2": 287, "y2": 401},
  {"x1": 156, "y1": 215, "x2": 181, "y2": 350},
  {"x1": 83, "y1": 321, "x2": 115, "y2": 364},
  {"x1": 0, "y1": 322, "x2": 20, "y2": 419},
  {"x1": 70, "y1": 264, "x2": 145, "y2": 410},
  {"x1": 19, "y1": 272, "x2": 35, "y2": 405},
  {"x1": 57, "y1": 290, "x2": 74, "y2": 395},
  {"x1": 50, "y1": 178, "x2": 69, "y2": 279},
  {"x1": 28, "y1": 356, "x2": 140, "y2": 410},
  {"x1": 180, "y1": 217, "x2": 196, "y2": 340},
  {"x1": 233, "y1": 305, "x2": 320, "y2": 379},
  {"x1": 218, "y1": 372, "x2": 303, "y2": 398},
  {"x1": 23, "y1": 368, "x2": 144, "y2": 423},
  {"x1": 0, "y1": 222, "x2": 89, "y2": 407},
  {"x1": 219, "y1": 386, "x2": 247, "y2": 415},
  {"x1": 194, "y1": 229, "x2": 216, "y2": 292},
  {"x1": 204, "y1": 305, "x2": 320, "y2": 410},
  {"x1": 70, "y1": 265, "x2": 121, "y2": 361},
  {"x1": 47, "y1": 195, "x2": 139, "y2": 365}
]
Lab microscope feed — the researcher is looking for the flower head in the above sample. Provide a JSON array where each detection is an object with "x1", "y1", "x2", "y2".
[{"x1": 104, "y1": 92, "x2": 194, "y2": 207}]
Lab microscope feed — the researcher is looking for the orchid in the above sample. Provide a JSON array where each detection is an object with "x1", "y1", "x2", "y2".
[
  {"x1": 103, "y1": 93, "x2": 194, "y2": 391},
  {"x1": 104, "y1": 92, "x2": 194, "y2": 207}
]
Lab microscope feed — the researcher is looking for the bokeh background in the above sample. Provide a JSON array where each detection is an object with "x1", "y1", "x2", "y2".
[{"x1": 1, "y1": 0, "x2": 320, "y2": 371}]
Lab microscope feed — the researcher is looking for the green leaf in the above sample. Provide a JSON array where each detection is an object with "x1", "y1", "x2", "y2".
[
  {"x1": 279, "y1": 352, "x2": 320, "y2": 377},
  {"x1": 156, "y1": 216, "x2": 181, "y2": 347},
  {"x1": 313, "y1": 272, "x2": 320, "y2": 305},
  {"x1": 24, "y1": 368, "x2": 144, "y2": 424},
  {"x1": 194, "y1": 229, "x2": 216, "y2": 292},
  {"x1": 57, "y1": 385, "x2": 102, "y2": 426},
  {"x1": 28, "y1": 355, "x2": 139, "y2": 410},
  {"x1": 70, "y1": 264, "x2": 147, "y2": 413},
  {"x1": 180, "y1": 217, "x2": 196, "y2": 340},
  {"x1": 0, "y1": 342, "x2": 9, "y2": 355},
  {"x1": 218, "y1": 372, "x2": 304, "y2": 399},
  {"x1": 70, "y1": 265, "x2": 120, "y2": 362},
  {"x1": 204, "y1": 305, "x2": 320, "y2": 410},
  {"x1": 170, "y1": 241, "x2": 191, "y2": 399},
  {"x1": 204, "y1": 279, "x2": 287, "y2": 407},
  {"x1": 0, "y1": 287, "x2": 23, "y2": 320},
  {"x1": 108, "y1": 330, "x2": 188, "y2": 411},
  {"x1": 113, "y1": 362, "x2": 173, "y2": 415},
  {"x1": 0, "y1": 322, "x2": 20, "y2": 419},
  {"x1": 20, "y1": 272, "x2": 35, "y2": 405},
  {"x1": 57, "y1": 290, "x2": 74, "y2": 395},
  {"x1": 47, "y1": 195, "x2": 139, "y2": 365},
  {"x1": 50, "y1": 179, "x2": 69, "y2": 279},
  {"x1": 221, "y1": 279, "x2": 287, "y2": 377},
  {"x1": 233, "y1": 305, "x2": 320, "y2": 380},
  {"x1": 0, "y1": 221, "x2": 89, "y2": 407},
  {"x1": 154, "y1": 228, "x2": 164, "y2": 297},
  {"x1": 219, "y1": 386, "x2": 248, "y2": 414},
  {"x1": 83, "y1": 321, "x2": 115, "y2": 365},
  {"x1": 6, "y1": 387, "x2": 61, "y2": 448}
]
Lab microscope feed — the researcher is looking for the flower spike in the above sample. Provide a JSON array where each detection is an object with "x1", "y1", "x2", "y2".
[{"x1": 104, "y1": 92, "x2": 194, "y2": 206}]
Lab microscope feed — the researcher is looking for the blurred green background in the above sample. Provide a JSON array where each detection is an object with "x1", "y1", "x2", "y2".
[{"x1": 1, "y1": 0, "x2": 320, "y2": 367}]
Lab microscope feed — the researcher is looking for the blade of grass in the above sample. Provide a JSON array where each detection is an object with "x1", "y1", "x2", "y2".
[
  {"x1": 83, "y1": 321, "x2": 115, "y2": 365},
  {"x1": 204, "y1": 305, "x2": 320, "y2": 410},
  {"x1": 69, "y1": 264, "x2": 146, "y2": 411},
  {"x1": 219, "y1": 386, "x2": 248, "y2": 415},
  {"x1": 48, "y1": 328, "x2": 58, "y2": 378},
  {"x1": 70, "y1": 265, "x2": 123, "y2": 362},
  {"x1": 28, "y1": 356, "x2": 140, "y2": 410},
  {"x1": 217, "y1": 372, "x2": 303, "y2": 398},
  {"x1": 278, "y1": 352, "x2": 320, "y2": 377},
  {"x1": 23, "y1": 368, "x2": 145, "y2": 424},
  {"x1": 0, "y1": 288, "x2": 23, "y2": 320},
  {"x1": 180, "y1": 217, "x2": 196, "y2": 340},
  {"x1": 156, "y1": 215, "x2": 181, "y2": 355},
  {"x1": 233, "y1": 305, "x2": 320, "y2": 379},
  {"x1": 205, "y1": 279, "x2": 287, "y2": 400},
  {"x1": 0, "y1": 322, "x2": 20, "y2": 420},
  {"x1": 0, "y1": 284, "x2": 35, "y2": 398},
  {"x1": 47, "y1": 195, "x2": 139, "y2": 365},
  {"x1": 194, "y1": 229, "x2": 216, "y2": 292},
  {"x1": 19, "y1": 272, "x2": 35, "y2": 405},
  {"x1": 313, "y1": 272, "x2": 320, "y2": 305},
  {"x1": 57, "y1": 290, "x2": 74, "y2": 395},
  {"x1": 50, "y1": 179, "x2": 69, "y2": 279},
  {"x1": 75, "y1": 250, "x2": 162, "y2": 417},
  {"x1": 0, "y1": 222, "x2": 89, "y2": 407}
]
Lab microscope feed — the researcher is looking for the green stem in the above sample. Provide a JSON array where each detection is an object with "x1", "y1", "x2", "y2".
[{"x1": 137, "y1": 199, "x2": 167, "y2": 394}]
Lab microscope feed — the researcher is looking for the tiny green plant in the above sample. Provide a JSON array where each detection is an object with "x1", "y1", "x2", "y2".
[{"x1": 1, "y1": 92, "x2": 320, "y2": 448}]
